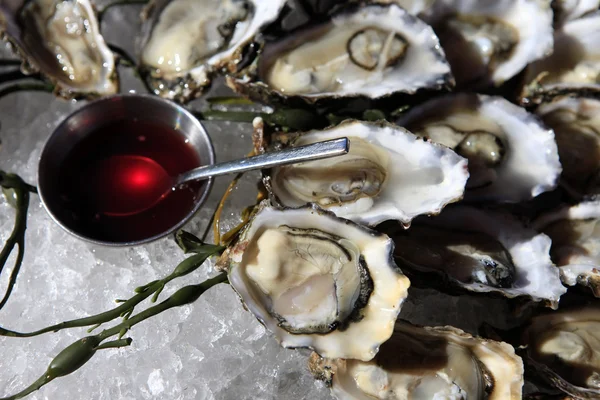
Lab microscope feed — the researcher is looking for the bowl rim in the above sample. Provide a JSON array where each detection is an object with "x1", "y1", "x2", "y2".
[{"x1": 37, "y1": 93, "x2": 216, "y2": 247}]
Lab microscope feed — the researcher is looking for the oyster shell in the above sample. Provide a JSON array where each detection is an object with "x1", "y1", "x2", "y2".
[
  {"x1": 266, "y1": 120, "x2": 469, "y2": 226},
  {"x1": 388, "y1": 205, "x2": 567, "y2": 307},
  {"x1": 219, "y1": 201, "x2": 411, "y2": 361},
  {"x1": 372, "y1": 0, "x2": 434, "y2": 15},
  {"x1": 396, "y1": 93, "x2": 562, "y2": 203},
  {"x1": 421, "y1": 0, "x2": 554, "y2": 88},
  {"x1": 521, "y1": 11, "x2": 600, "y2": 104},
  {"x1": 520, "y1": 306, "x2": 600, "y2": 398},
  {"x1": 536, "y1": 96, "x2": 600, "y2": 198},
  {"x1": 310, "y1": 321, "x2": 524, "y2": 400},
  {"x1": 533, "y1": 200, "x2": 600, "y2": 297},
  {"x1": 0, "y1": 0, "x2": 118, "y2": 98},
  {"x1": 552, "y1": 0, "x2": 600, "y2": 26},
  {"x1": 137, "y1": 0, "x2": 286, "y2": 102},
  {"x1": 227, "y1": 2, "x2": 454, "y2": 106}
]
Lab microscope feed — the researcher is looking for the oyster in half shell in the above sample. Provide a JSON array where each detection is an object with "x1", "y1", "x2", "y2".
[
  {"x1": 521, "y1": 11, "x2": 600, "y2": 104},
  {"x1": 266, "y1": 120, "x2": 469, "y2": 226},
  {"x1": 227, "y1": 2, "x2": 453, "y2": 106},
  {"x1": 533, "y1": 200, "x2": 600, "y2": 297},
  {"x1": 520, "y1": 306, "x2": 600, "y2": 398},
  {"x1": 0, "y1": 0, "x2": 118, "y2": 98},
  {"x1": 219, "y1": 201, "x2": 411, "y2": 361},
  {"x1": 396, "y1": 93, "x2": 562, "y2": 203},
  {"x1": 310, "y1": 321, "x2": 524, "y2": 400},
  {"x1": 422, "y1": 0, "x2": 554, "y2": 88},
  {"x1": 138, "y1": 0, "x2": 286, "y2": 102},
  {"x1": 389, "y1": 205, "x2": 567, "y2": 307},
  {"x1": 536, "y1": 96, "x2": 600, "y2": 197}
]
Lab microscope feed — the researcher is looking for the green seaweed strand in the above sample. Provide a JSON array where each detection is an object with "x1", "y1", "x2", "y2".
[
  {"x1": 0, "y1": 82, "x2": 54, "y2": 99},
  {"x1": 0, "y1": 241, "x2": 224, "y2": 337},
  {"x1": 0, "y1": 171, "x2": 35, "y2": 311},
  {"x1": 0, "y1": 273, "x2": 226, "y2": 400}
]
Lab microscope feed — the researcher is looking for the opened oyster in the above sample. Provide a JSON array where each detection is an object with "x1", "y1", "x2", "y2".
[
  {"x1": 388, "y1": 205, "x2": 567, "y2": 307},
  {"x1": 536, "y1": 96, "x2": 600, "y2": 197},
  {"x1": 533, "y1": 200, "x2": 600, "y2": 297},
  {"x1": 219, "y1": 201, "x2": 411, "y2": 361},
  {"x1": 266, "y1": 120, "x2": 469, "y2": 226},
  {"x1": 396, "y1": 93, "x2": 561, "y2": 203},
  {"x1": 520, "y1": 305, "x2": 600, "y2": 398},
  {"x1": 138, "y1": 0, "x2": 286, "y2": 101},
  {"x1": 227, "y1": 2, "x2": 454, "y2": 105},
  {"x1": 310, "y1": 321, "x2": 524, "y2": 400},
  {"x1": 421, "y1": 0, "x2": 554, "y2": 88},
  {"x1": 521, "y1": 11, "x2": 600, "y2": 104},
  {"x1": 0, "y1": 0, "x2": 118, "y2": 98}
]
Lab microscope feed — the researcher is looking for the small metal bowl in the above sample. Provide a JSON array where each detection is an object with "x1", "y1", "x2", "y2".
[{"x1": 38, "y1": 94, "x2": 215, "y2": 246}]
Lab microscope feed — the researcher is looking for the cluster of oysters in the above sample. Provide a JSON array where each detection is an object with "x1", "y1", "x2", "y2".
[{"x1": 3, "y1": 0, "x2": 600, "y2": 398}]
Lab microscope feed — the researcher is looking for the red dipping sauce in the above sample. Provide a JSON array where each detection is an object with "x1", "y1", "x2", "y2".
[{"x1": 56, "y1": 119, "x2": 205, "y2": 243}]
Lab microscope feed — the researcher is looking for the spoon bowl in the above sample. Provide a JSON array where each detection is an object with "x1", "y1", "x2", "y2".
[
  {"x1": 91, "y1": 154, "x2": 172, "y2": 217},
  {"x1": 99, "y1": 137, "x2": 351, "y2": 216}
]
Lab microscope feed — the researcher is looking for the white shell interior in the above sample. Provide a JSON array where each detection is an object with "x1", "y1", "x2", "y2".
[
  {"x1": 397, "y1": 94, "x2": 561, "y2": 203},
  {"x1": 423, "y1": 0, "x2": 553, "y2": 85},
  {"x1": 269, "y1": 121, "x2": 469, "y2": 226},
  {"x1": 258, "y1": 3, "x2": 452, "y2": 98},
  {"x1": 552, "y1": 0, "x2": 600, "y2": 26},
  {"x1": 330, "y1": 323, "x2": 523, "y2": 400},
  {"x1": 16, "y1": 0, "x2": 116, "y2": 95},
  {"x1": 227, "y1": 204, "x2": 411, "y2": 361},
  {"x1": 412, "y1": 206, "x2": 567, "y2": 306},
  {"x1": 533, "y1": 200, "x2": 600, "y2": 293},
  {"x1": 523, "y1": 307, "x2": 600, "y2": 393},
  {"x1": 139, "y1": 0, "x2": 285, "y2": 88},
  {"x1": 376, "y1": 0, "x2": 434, "y2": 15},
  {"x1": 536, "y1": 96, "x2": 600, "y2": 196},
  {"x1": 524, "y1": 11, "x2": 600, "y2": 92}
]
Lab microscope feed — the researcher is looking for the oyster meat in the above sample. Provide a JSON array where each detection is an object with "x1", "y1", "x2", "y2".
[
  {"x1": 389, "y1": 205, "x2": 567, "y2": 307},
  {"x1": 422, "y1": 0, "x2": 554, "y2": 88},
  {"x1": 310, "y1": 321, "x2": 524, "y2": 400},
  {"x1": 219, "y1": 201, "x2": 411, "y2": 361},
  {"x1": 0, "y1": 0, "x2": 117, "y2": 98},
  {"x1": 267, "y1": 120, "x2": 469, "y2": 226},
  {"x1": 138, "y1": 0, "x2": 286, "y2": 101},
  {"x1": 521, "y1": 11, "x2": 600, "y2": 104},
  {"x1": 227, "y1": 3, "x2": 453, "y2": 105},
  {"x1": 396, "y1": 93, "x2": 561, "y2": 203},
  {"x1": 520, "y1": 306, "x2": 600, "y2": 398},
  {"x1": 534, "y1": 200, "x2": 600, "y2": 297},
  {"x1": 536, "y1": 96, "x2": 600, "y2": 197}
]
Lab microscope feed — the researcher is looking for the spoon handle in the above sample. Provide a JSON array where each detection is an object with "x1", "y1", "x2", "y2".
[{"x1": 175, "y1": 137, "x2": 350, "y2": 186}]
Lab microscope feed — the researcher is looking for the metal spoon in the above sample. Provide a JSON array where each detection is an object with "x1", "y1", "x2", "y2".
[
  {"x1": 175, "y1": 137, "x2": 349, "y2": 187},
  {"x1": 102, "y1": 137, "x2": 350, "y2": 216},
  {"x1": 38, "y1": 94, "x2": 348, "y2": 246}
]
